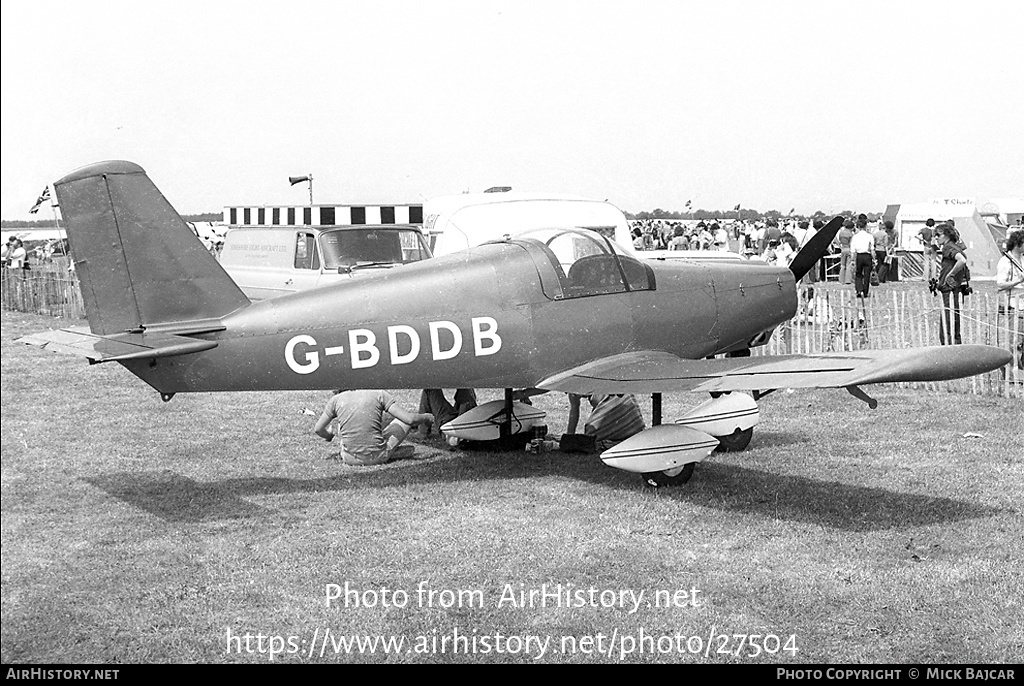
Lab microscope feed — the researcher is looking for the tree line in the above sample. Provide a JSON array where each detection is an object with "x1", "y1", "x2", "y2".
[
  {"x1": 2, "y1": 213, "x2": 222, "y2": 229},
  {"x1": 626, "y1": 208, "x2": 881, "y2": 222}
]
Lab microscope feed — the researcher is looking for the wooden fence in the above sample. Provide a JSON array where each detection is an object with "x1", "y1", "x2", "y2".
[
  {"x1": 1, "y1": 260, "x2": 85, "y2": 320},
  {"x1": 3, "y1": 268, "x2": 1021, "y2": 398},
  {"x1": 760, "y1": 285, "x2": 1023, "y2": 398}
]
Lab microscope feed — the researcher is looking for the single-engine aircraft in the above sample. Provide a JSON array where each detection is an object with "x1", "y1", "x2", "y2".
[{"x1": 19, "y1": 162, "x2": 1012, "y2": 486}]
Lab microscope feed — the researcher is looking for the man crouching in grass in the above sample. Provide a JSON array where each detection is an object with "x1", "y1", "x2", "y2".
[{"x1": 315, "y1": 389, "x2": 433, "y2": 465}]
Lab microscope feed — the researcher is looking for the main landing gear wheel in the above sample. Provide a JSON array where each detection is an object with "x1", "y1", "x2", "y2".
[
  {"x1": 641, "y1": 462, "x2": 695, "y2": 488},
  {"x1": 713, "y1": 427, "x2": 753, "y2": 453}
]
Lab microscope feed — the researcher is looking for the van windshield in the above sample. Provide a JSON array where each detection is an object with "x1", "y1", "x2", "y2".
[{"x1": 319, "y1": 227, "x2": 431, "y2": 270}]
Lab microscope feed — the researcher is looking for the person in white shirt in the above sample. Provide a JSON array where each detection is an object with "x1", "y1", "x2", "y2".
[
  {"x1": 849, "y1": 217, "x2": 875, "y2": 298},
  {"x1": 753, "y1": 224, "x2": 766, "y2": 254},
  {"x1": 6, "y1": 238, "x2": 27, "y2": 270},
  {"x1": 791, "y1": 220, "x2": 807, "y2": 248},
  {"x1": 713, "y1": 223, "x2": 729, "y2": 251},
  {"x1": 775, "y1": 233, "x2": 799, "y2": 269},
  {"x1": 742, "y1": 223, "x2": 755, "y2": 253}
]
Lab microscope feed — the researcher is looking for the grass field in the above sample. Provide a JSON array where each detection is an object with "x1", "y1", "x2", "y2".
[{"x1": 2, "y1": 311, "x2": 1021, "y2": 664}]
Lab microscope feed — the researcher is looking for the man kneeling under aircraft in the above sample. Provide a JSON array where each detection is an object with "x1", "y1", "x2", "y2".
[
  {"x1": 512, "y1": 389, "x2": 646, "y2": 452},
  {"x1": 315, "y1": 389, "x2": 433, "y2": 465},
  {"x1": 567, "y1": 393, "x2": 646, "y2": 451}
]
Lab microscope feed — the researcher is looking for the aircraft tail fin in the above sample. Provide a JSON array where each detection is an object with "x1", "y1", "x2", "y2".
[
  {"x1": 53, "y1": 161, "x2": 250, "y2": 335},
  {"x1": 789, "y1": 215, "x2": 843, "y2": 281}
]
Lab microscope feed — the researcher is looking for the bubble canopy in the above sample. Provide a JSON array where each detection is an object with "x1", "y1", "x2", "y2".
[{"x1": 506, "y1": 228, "x2": 655, "y2": 300}]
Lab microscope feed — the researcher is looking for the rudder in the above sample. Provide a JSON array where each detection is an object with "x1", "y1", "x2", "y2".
[{"x1": 54, "y1": 161, "x2": 249, "y2": 334}]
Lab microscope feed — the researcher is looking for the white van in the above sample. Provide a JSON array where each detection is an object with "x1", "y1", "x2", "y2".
[
  {"x1": 219, "y1": 204, "x2": 431, "y2": 300},
  {"x1": 425, "y1": 192, "x2": 632, "y2": 257}
]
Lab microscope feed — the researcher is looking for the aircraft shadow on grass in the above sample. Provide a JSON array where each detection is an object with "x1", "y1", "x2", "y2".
[{"x1": 83, "y1": 440, "x2": 1005, "y2": 531}]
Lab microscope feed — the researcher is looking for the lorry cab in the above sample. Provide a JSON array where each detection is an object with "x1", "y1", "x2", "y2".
[{"x1": 219, "y1": 204, "x2": 431, "y2": 300}]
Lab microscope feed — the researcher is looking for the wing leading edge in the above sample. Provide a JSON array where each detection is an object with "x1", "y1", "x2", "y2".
[{"x1": 536, "y1": 345, "x2": 1013, "y2": 396}]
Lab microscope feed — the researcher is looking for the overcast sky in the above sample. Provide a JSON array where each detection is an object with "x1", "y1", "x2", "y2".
[{"x1": 2, "y1": 0, "x2": 1022, "y2": 221}]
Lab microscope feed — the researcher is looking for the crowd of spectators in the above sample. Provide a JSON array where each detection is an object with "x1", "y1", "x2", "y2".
[
  {"x1": 629, "y1": 219, "x2": 732, "y2": 252},
  {"x1": 628, "y1": 216, "x2": 825, "y2": 269},
  {"x1": 628, "y1": 214, "x2": 906, "y2": 277},
  {"x1": 1, "y1": 237, "x2": 69, "y2": 270}
]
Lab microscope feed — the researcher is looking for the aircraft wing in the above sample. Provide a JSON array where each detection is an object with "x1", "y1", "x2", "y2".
[
  {"x1": 535, "y1": 345, "x2": 1013, "y2": 396},
  {"x1": 17, "y1": 327, "x2": 218, "y2": 363}
]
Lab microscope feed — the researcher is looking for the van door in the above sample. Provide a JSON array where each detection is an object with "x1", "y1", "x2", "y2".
[{"x1": 290, "y1": 232, "x2": 323, "y2": 293}]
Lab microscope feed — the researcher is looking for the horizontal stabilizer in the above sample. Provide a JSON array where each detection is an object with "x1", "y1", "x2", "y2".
[
  {"x1": 537, "y1": 345, "x2": 1013, "y2": 396},
  {"x1": 17, "y1": 327, "x2": 218, "y2": 363}
]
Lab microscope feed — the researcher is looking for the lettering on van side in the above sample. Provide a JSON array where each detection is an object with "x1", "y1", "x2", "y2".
[
  {"x1": 227, "y1": 243, "x2": 290, "y2": 252},
  {"x1": 284, "y1": 317, "x2": 502, "y2": 374}
]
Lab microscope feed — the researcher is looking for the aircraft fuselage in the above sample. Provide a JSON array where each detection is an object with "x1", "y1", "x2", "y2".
[{"x1": 123, "y1": 240, "x2": 796, "y2": 394}]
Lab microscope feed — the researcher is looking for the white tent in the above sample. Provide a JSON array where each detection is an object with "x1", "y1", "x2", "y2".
[{"x1": 895, "y1": 200, "x2": 1001, "y2": 278}]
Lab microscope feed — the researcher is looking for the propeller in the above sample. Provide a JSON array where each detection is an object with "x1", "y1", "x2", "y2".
[{"x1": 789, "y1": 216, "x2": 844, "y2": 281}]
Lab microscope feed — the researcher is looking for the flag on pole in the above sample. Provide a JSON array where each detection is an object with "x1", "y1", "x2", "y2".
[
  {"x1": 29, "y1": 186, "x2": 50, "y2": 214},
  {"x1": 788, "y1": 207, "x2": 795, "y2": 216},
  {"x1": 734, "y1": 203, "x2": 741, "y2": 211}
]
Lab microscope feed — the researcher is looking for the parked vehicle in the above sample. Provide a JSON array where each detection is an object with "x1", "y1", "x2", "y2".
[{"x1": 219, "y1": 223, "x2": 431, "y2": 300}]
